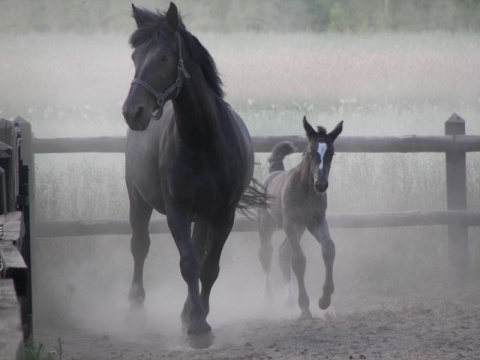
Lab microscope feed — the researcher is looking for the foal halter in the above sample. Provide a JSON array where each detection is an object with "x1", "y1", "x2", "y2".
[{"x1": 131, "y1": 32, "x2": 191, "y2": 120}]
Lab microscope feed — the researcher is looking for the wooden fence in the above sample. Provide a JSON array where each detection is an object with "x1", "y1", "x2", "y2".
[
  {"x1": 0, "y1": 118, "x2": 34, "y2": 360},
  {"x1": 29, "y1": 113, "x2": 480, "y2": 279}
]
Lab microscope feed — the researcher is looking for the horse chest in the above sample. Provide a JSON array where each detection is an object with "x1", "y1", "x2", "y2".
[
  {"x1": 283, "y1": 190, "x2": 327, "y2": 222},
  {"x1": 165, "y1": 156, "x2": 231, "y2": 217}
]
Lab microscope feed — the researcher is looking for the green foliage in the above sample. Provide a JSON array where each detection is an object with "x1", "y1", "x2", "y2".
[
  {"x1": 1, "y1": 0, "x2": 479, "y2": 33},
  {"x1": 25, "y1": 339, "x2": 70, "y2": 360}
]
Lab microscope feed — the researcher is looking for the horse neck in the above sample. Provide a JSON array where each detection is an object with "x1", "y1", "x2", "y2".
[
  {"x1": 172, "y1": 65, "x2": 221, "y2": 150},
  {"x1": 292, "y1": 158, "x2": 314, "y2": 192}
]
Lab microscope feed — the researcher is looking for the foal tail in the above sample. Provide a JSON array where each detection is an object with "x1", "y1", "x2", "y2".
[
  {"x1": 268, "y1": 141, "x2": 296, "y2": 173},
  {"x1": 237, "y1": 141, "x2": 295, "y2": 218}
]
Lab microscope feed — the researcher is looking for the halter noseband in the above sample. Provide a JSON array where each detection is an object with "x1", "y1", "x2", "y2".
[{"x1": 131, "y1": 32, "x2": 191, "y2": 120}]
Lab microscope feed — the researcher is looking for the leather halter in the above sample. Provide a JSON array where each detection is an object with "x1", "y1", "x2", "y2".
[{"x1": 131, "y1": 32, "x2": 191, "y2": 120}]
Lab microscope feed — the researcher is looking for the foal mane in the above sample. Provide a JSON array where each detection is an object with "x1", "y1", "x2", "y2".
[
  {"x1": 129, "y1": 7, "x2": 225, "y2": 99},
  {"x1": 316, "y1": 126, "x2": 327, "y2": 137}
]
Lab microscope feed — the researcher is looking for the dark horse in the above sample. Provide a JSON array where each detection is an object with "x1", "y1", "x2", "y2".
[
  {"x1": 258, "y1": 117, "x2": 343, "y2": 319},
  {"x1": 122, "y1": 2, "x2": 264, "y2": 348}
]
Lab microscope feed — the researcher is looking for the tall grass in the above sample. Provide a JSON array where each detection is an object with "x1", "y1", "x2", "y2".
[{"x1": 2, "y1": 32, "x2": 479, "y2": 326}]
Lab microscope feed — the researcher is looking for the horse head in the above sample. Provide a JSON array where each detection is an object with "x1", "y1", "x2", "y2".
[
  {"x1": 122, "y1": 2, "x2": 190, "y2": 131},
  {"x1": 303, "y1": 116, "x2": 343, "y2": 194}
]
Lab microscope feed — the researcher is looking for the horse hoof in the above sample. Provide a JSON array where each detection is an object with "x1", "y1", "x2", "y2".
[
  {"x1": 188, "y1": 331, "x2": 214, "y2": 349},
  {"x1": 319, "y1": 295, "x2": 331, "y2": 310},
  {"x1": 298, "y1": 309, "x2": 313, "y2": 320}
]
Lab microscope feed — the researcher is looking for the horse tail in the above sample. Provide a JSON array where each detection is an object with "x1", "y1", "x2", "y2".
[
  {"x1": 268, "y1": 141, "x2": 296, "y2": 173},
  {"x1": 236, "y1": 141, "x2": 295, "y2": 218},
  {"x1": 237, "y1": 178, "x2": 268, "y2": 219}
]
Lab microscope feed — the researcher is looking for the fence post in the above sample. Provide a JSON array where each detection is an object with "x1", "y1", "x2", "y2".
[
  {"x1": 14, "y1": 117, "x2": 35, "y2": 339},
  {"x1": 445, "y1": 113, "x2": 468, "y2": 277}
]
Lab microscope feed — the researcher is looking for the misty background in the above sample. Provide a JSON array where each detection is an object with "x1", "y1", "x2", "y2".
[
  {"x1": 2, "y1": 0, "x2": 480, "y2": 33},
  {"x1": 0, "y1": 0, "x2": 479, "y2": 338}
]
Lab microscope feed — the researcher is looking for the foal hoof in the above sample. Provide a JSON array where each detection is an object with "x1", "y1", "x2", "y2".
[
  {"x1": 188, "y1": 331, "x2": 214, "y2": 349},
  {"x1": 319, "y1": 295, "x2": 331, "y2": 310}
]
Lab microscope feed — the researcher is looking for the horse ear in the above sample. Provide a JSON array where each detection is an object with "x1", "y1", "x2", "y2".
[
  {"x1": 131, "y1": 4, "x2": 142, "y2": 27},
  {"x1": 303, "y1": 116, "x2": 317, "y2": 139},
  {"x1": 328, "y1": 121, "x2": 343, "y2": 142},
  {"x1": 166, "y1": 2, "x2": 179, "y2": 32}
]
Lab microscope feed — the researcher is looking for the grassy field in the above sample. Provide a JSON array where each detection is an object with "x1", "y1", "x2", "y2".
[{"x1": 1, "y1": 31, "x2": 479, "y2": 327}]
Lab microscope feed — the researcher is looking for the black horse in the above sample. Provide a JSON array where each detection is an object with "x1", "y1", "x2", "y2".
[
  {"x1": 258, "y1": 117, "x2": 343, "y2": 319},
  {"x1": 122, "y1": 2, "x2": 264, "y2": 348}
]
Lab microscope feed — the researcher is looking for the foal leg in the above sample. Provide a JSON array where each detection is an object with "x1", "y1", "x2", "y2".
[
  {"x1": 279, "y1": 237, "x2": 295, "y2": 306},
  {"x1": 284, "y1": 220, "x2": 310, "y2": 319},
  {"x1": 127, "y1": 184, "x2": 153, "y2": 308},
  {"x1": 258, "y1": 209, "x2": 276, "y2": 299},
  {"x1": 307, "y1": 217, "x2": 335, "y2": 310}
]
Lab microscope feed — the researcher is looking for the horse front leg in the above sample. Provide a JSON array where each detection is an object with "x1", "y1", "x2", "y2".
[
  {"x1": 165, "y1": 203, "x2": 210, "y2": 348},
  {"x1": 199, "y1": 211, "x2": 235, "y2": 317},
  {"x1": 307, "y1": 217, "x2": 335, "y2": 310},
  {"x1": 181, "y1": 221, "x2": 209, "y2": 330},
  {"x1": 284, "y1": 220, "x2": 309, "y2": 319},
  {"x1": 127, "y1": 184, "x2": 153, "y2": 308}
]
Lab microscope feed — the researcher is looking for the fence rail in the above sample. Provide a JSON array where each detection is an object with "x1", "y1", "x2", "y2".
[
  {"x1": 36, "y1": 210, "x2": 480, "y2": 238},
  {"x1": 31, "y1": 113, "x2": 479, "y2": 276},
  {"x1": 33, "y1": 134, "x2": 480, "y2": 154}
]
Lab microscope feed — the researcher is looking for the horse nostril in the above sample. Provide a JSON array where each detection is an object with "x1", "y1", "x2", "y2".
[
  {"x1": 122, "y1": 105, "x2": 144, "y2": 122},
  {"x1": 315, "y1": 181, "x2": 328, "y2": 193},
  {"x1": 134, "y1": 106, "x2": 144, "y2": 120}
]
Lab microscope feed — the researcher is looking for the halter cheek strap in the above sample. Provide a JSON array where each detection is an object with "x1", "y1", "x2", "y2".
[{"x1": 131, "y1": 32, "x2": 191, "y2": 120}]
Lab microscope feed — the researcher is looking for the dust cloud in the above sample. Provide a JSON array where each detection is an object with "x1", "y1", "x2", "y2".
[{"x1": 1, "y1": 2, "x2": 479, "y2": 357}]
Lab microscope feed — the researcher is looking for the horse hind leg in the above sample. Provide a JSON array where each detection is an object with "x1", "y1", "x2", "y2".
[
  {"x1": 258, "y1": 209, "x2": 276, "y2": 300},
  {"x1": 279, "y1": 237, "x2": 295, "y2": 307},
  {"x1": 127, "y1": 184, "x2": 153, "y2": 308}
]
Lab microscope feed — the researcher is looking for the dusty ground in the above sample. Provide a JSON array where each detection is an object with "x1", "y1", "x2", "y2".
[
  {"x1": 33, "y1": 231, "x2": 480, "y2": 360},
  {"x1": 35, "y1": 285, "x2": 480, "y2": 360}
]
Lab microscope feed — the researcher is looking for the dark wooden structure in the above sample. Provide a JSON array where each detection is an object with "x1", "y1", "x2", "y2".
[{"x1": 0, "y1": 117, "x2": 34, "y2": 360}]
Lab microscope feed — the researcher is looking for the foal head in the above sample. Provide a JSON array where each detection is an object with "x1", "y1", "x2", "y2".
[
  {"x1": 122, "y1": 3, "x2": 190, "y2": 130},
  {"x1": 302, "y1": 116, "x2": 343, "y2": 194}
]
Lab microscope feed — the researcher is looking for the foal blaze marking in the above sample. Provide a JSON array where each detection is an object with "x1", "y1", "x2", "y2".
[{"x1": 317, "y1": 142, "x2": 328, "y2": 170}]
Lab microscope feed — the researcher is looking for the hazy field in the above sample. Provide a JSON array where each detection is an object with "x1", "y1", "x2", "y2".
[{"x1": 1, "y1": 31, "x2": 479, "y2": 347}]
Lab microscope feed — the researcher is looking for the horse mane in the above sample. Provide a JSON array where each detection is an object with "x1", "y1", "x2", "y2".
[
  {"x1": 316, "y1": 126, "x2": 327, "y2": 136},
  {"x1": 129, "y1": 7, "x2": 225, "y2": 99}
]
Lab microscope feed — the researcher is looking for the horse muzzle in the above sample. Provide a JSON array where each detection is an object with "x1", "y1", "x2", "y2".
[
  {"x1": 314, "y1": 180, "x2": 328, "y2": 194},
  {"x1": 122, "y1": 103, "x2": 152, "y2": 131}
]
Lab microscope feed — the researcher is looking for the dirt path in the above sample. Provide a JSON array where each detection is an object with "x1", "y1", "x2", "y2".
[{"x1": 36, "y1": 299, "x2": 480, "y2": 360}]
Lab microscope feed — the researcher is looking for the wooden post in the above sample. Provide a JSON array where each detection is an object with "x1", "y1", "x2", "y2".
[
  {"x1": 445, "y1": 113, "x2": 468, "y2": 277},
  {"x1": 14, "y1": 117, "x2": 34, "y2": 339},
  {"x1": 0, "y1": 119, "x2": 17, "y2": 212}
]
